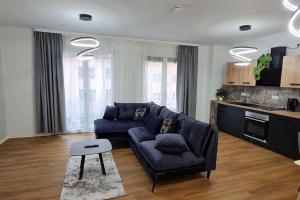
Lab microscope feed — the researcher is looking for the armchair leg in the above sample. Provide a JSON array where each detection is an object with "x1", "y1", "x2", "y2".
[
  {"x1": 207, "y1": 171, "x2": 211, "y2": 179},
  {"x1": 152, "y1": 176, "x2": 158, "y2": 192}
]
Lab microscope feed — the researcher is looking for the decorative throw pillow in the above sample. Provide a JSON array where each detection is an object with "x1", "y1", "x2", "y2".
[
  {"x1": 155, "y1": 134, "x2": 190, "y2": 154},
  {"x1": 143, "y1": 113, "x2": 164, "y2": 134},
  {"x1": 160, "y1": 118, "x2": 178, "y2": 133},
  {"x1": 134, "y1": 108, "x2": 147, "y2": 121},
  {"x1": 103, "y1": 106, "x2": 118, "y2": 120}
]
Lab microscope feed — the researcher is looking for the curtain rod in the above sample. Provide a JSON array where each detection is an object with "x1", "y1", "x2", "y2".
[{"x1": 33, "y1": 28, "x2": 201, "y2": 47}]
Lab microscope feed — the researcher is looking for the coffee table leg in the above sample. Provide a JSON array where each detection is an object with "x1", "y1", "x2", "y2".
[
  {"x1": 99, "y1": 153, "x2": 106, "y2": 175},
  {"x1": 79, "y1": 155, "x2": 85, "y2": 180}
]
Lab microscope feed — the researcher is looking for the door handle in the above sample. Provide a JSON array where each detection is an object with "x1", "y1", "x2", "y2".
[
  {"x1": 242, "y1": 82, "x2": 250, "y2": 84},
  {"x1": 289, "y1": 83, "x2": 300, "y2": 86}
]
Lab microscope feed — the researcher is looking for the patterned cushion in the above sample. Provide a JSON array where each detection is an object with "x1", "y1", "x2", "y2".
[
  {"x1": 160, "y1": 118, "x2": 178, "y2": 133},
  {"x1": 134, "y1": 108, "x2": 147, "y2": 121}
]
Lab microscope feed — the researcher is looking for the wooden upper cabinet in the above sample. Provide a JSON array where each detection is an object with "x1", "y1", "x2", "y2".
[
  {"x1": 225, "y1": 63, "x2": 240, "y2": 85},
  {"x1": 238, "y1": 60, "x2": 257, "y2": 86},
  {"x1": 281, "y1": 55, "x2": 300, "y2": 88},
  {"x1": 224, "y1": 60, "x2": 257, "y2": 86}
]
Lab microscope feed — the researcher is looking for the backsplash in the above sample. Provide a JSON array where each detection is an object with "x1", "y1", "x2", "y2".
[{"x1": 224, "y1": 86, "x2": 300, "y2": 110}]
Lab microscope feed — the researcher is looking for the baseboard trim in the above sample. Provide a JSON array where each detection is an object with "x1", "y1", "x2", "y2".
[{"x1": 0, "y1": 137, "x2": 8, "y2": 144}]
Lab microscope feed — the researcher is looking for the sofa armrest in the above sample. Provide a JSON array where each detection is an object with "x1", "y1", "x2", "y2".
[{"x1": 204, "y1": 129, "x2": 218, "y2": 171}]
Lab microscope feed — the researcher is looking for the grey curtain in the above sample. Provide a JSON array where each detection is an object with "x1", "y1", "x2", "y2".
[
  {"x1": 176, "y1": 45, "x2": 198, "y2": 118},
  {"x1": 34, "y1": 31, "x2": 66, "y2": 133}
]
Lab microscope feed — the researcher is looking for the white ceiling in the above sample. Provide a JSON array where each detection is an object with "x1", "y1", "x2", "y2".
[{"x1": 0, "y1": 0, "x2": 294, "y2": 44}]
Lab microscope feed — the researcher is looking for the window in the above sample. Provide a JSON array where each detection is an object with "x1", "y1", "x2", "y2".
[
  {"x1": 64, "y1": 55, "x2": 112, "y2": 132},
  {"x1": 145, "y1": 56, "x2": 177, "y2": 111}
]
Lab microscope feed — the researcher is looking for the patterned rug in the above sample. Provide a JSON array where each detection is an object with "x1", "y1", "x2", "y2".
[{"x1": 60, "y1": 152, "x2": 126, "y2": 200}]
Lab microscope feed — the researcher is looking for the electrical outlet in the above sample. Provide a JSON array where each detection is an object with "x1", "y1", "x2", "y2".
[
  {"x1": 272, "y1": 95, "x2": 279, "y2": 100},
  {"x1": 241, "y1": 92, "x2": 247, "y2": 97}
]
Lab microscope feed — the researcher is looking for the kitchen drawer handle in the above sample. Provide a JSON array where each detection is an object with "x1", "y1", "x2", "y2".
[
  {"x1": 242, "y1": 82, "x2": 250, "y2": 84},
  {"x1": 289, "y1": 83, "x2": 300, "y2": 86},
  {"x1": 228, "y1": 82, "x2": 235, "y2": 84}
]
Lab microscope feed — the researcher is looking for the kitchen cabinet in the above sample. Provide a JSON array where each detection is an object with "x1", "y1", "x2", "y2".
[
  {"x1": 281, "y1": 55, "x2": 300, "y2": 88},
  {"x1": 268, "y1": 115, "x2": 300, "y2": 159},
  {"x1": 239, "y1": 60, "x2": 257, "y2": 86},
  {"x1": 217, "y1": 105, "x2": 245, "y2": 138},
  {"x1": 224, "y1": 60, "x2": 257, "y2": 86},
  {"x1": 225, "y1": 63, "x2": 240, "y2": 85}
]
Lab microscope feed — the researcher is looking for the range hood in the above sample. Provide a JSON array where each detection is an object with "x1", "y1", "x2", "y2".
[{"x1": 256, "y1": 47, "x2": 286, "y2": 87}]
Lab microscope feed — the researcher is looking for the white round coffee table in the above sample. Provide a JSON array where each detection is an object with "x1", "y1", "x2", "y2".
[{"x1": 71, "y1": 139, "x2": 112, "y2": 180}]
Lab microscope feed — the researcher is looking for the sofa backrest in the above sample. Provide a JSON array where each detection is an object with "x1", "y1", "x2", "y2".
[
  {"x1": 178, "y1": 114, "x2": 212, "y2": 157},
  {"x1": 114, "y1": 102, "x2": 148, "y2": 120},
  {"x1": 159, "y1": 107, "x2": 180, "y2": 119},
  {"x1": 148, "y1": 102, "x2": 164, "y2": 116}
]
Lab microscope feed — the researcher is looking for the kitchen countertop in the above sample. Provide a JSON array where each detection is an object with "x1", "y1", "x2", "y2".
[{"x1": 212, "y1": 100, "x2": 300, "y2": 120}]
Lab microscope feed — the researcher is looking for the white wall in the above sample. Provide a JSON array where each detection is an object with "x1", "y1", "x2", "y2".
[
  {"x1": 231, "y1": 30, "x2": 300, "y2": 60},
  {"x1": 0, "y1": 46, "x2": 7, "y2": 142},
  {"x1": 196, "y1": 45, "x2": 230, "y2": 123},
  {"x1": 0, "y1": 26, "x2": 229, "y2": 139},
  {"x1": 0, "y1": 27, "x2": 35, "y2": 138}
]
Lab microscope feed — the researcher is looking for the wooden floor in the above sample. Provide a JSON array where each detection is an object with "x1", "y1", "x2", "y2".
[{"x1": 0, "y1": 133, "x2": 299, "y2": 200}]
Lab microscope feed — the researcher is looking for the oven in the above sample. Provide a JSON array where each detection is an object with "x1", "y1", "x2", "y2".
[{"x1": 244, "y1": 111, "x2": 270, "y2": 143}]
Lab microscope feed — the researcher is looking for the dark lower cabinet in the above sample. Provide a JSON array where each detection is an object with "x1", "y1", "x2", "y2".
[
  {"x1": 217, "y1": 104, "x2": 300, "y2": 160},
  {"x1": 217, "y1": 105, "x2": 245, "y2": 138},
  {"x1": 268, "y1": 115, "x2": 300, "y2": 160}
]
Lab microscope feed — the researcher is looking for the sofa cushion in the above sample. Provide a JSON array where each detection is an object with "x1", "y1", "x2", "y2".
[
  {"x1": 114, "y1": 103, "x2": 148, "y2": 120},
  {"x1": 160, "y1": 118, "x2": 178, "y2": 133},
  {"x1": 143, "y1": 113, "x2": 163, "y2": 134},
  {"x1": 148, "y1": 102, "x2": 164, "y2": 116},
  {"x1": 133, "y1": 108, "x2": 147, "y2": 121},
  {"x1": 159, "y1": 107, "x2": 180, "y2": 119},
  {"x1": 94, "y1": 119, "x2": 144, "y2": 134},
  {"x1": 128, "y1": 127, "x2": 156, "y2": 145},
  {"x1": 103, "y1": 106, "x2": 118, "y2": 120},
  {"x1": 178, "y1": 115, "x2": 212, "y2": 157},
  {"x1": 155, "y1": 134, "x2": 189, "y2": 154},
  {"x1": 139, "y1": 140, "x2": 205, "y2": 171}
]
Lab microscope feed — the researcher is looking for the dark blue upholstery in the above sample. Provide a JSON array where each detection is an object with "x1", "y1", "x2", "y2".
[
  {"x1": 155, "y1": 134, "x2": 189, "y2": 154},
  {"x1": 128, "y1": 127, "x2": 156, "y2": 145},
  {"x1": 139, "y1": 140, "x2": 205, "y2": 171},
  {"x1": 94, "y1": 102, "x2": 218, "y2": 191},
  {"x1": 94, "y1": 119, "x2": 143, "y2": 138},
  {"x1": 143, "y1": 113, "x2": 163, "y2": 134},
  {"x1": 178, "y1": 115, "x2": 212, "y2": 157},
  {"x1": 148, "y1": 102, "x2": 164, "y2": 116},
  {"x1": 159, "y1": 107, "x2": 180, "y2": 119},
  {"x1": 103, "y1": 106, "x2": 118, "y2": 120},
  {"x1": 114, "y1": 103, "x2": 148, "y2": 120}
]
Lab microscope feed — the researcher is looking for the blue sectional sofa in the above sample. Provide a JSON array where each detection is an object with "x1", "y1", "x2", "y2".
[{"x1": 94, "y1": 102, "x2": 218, "y2": 192}]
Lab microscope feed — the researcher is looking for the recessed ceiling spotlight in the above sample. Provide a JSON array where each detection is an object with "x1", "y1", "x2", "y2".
[
  {"x1": 239, "y1": 25, "x2": 252, "y2": 31},
  {"x1": 173, "y1": 5, "x2": 183, "y2": 12},
  {"x1": 79, "y1": 14, "x2": 92, "y2": 21}
]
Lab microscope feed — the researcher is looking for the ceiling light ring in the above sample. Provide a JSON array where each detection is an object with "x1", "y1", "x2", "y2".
[
  {"x1": 76, "y1": 46, "x2": 100, "y2": 60},
  {"x1": 71, "y1": 37, "x2": 100, "y2": 60},
  {"x1": 229, "y1": 46, "x2": 258, "y2": 63},
  {"x1": 283, "y1": 0, "x2": 299, "y2": 11},
  {"x1": 71, "y1": 37, "x2": 99, "y2": 48},
  {"x1": 288, "y1": 7, "x2": 300, "y2": 37}
]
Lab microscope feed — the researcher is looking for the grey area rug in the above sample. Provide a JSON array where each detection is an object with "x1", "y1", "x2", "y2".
[{"x1": 60, "y1": 152, "x2": 126, "y2": 200}]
